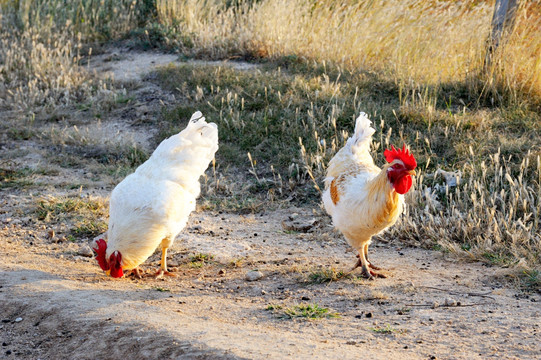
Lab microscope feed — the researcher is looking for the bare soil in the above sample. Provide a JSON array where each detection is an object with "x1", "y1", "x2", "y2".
[{"x1": 1, "y1": 48, "x2": 540, "y2": 360}]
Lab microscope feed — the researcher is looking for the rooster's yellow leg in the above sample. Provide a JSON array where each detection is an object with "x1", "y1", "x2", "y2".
[
  {"x1": 364, "y1": 243, "x2": 382, "y2": 270},
  {"x1": 359, "y1": 244, "x2": 386, "y2": 279},
  {"x1": 155, "y1": 247, "x2": 176, "y2": 278}
]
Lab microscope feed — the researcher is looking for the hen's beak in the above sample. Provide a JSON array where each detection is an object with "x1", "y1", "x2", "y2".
[
  {"x1": 408, "y1": 170, "x2": 417, "y2": 176},
  {"x1": 105, "y1": 270, "x2": 111, "y2": 276}
]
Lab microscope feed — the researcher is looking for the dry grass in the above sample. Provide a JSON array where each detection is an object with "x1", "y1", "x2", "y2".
[
  {"x1": 0, "y1": 0, "x2": 137, "y2": 110},
  {"x1": 158, "y1": 0, "x2": 541, "y2": 105}
]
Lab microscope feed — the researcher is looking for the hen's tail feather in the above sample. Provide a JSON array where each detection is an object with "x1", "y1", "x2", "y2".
[{"x1": 189, "y1": 111, "x2": 204, "y2": 123}]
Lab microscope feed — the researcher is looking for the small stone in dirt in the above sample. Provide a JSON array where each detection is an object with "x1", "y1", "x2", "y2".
[
  {"x1": 245, "y1": 270, "x2": 263, "y2": 281},
  {"x1": 301, "y1": 296, "x2": 310, "y2": 301},
  {"x1": 346, "y1": 340, "x2": 356, "y2": 345},
  {"x1": 5, "y1": 350, "x2": 12, "y2": 355},
  {"x1": 365, "y1": 312, "x2": 373, "y2": 318},
  {"x1": 431, "y1": 301, "x2": 439, "y2": 309},
  {"x1": 281, "y1": 218, "x2": 319, "y2": 233},
  {"x1": 444, "y1": 298, "x2": 457, "y2": 307},
  {"x1": 2, "y1": 342, "x2": 7, "y2": 346},
  {"x1": 355, "y1": 314, "x2": 363, "y2": 319},
  {"x1": 14, "y1": 317, "x2": 22, "y2": 323},
  {"x1": 78, "y1": 244, "x2": 94, "y2": 258},
  {"x1": 218, "y1": 269, "x2": 226, "y2": 276}
]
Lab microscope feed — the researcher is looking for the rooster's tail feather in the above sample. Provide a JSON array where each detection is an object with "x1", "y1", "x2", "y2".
[
  {"x1": 325, "y1": 112, "x2": 376, "y2": 186},
  {"x1": 348, "y1": 112, "x2": 375, "y2": 156}
]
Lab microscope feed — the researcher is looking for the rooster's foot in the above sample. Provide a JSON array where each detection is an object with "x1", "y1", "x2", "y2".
[
  {"x1": 361, "y1": 265, "x2": 387, "y2": 280},
  {"x1": 356, "y1": 254, "x2": 382, "y2": 270},
  {"x1": 349, "y1": 258, "x2": 363, "y2": 272}
]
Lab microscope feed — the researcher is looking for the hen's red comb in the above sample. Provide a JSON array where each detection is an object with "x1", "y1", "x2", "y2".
[
  {"x1": 384, "y1": 144, "x2": 417, "y2": 170},
  {"x1": 92, "y1": 239, "x2": 110, "y2": 271}
]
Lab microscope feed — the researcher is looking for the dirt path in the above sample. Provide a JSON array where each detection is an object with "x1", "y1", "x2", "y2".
[
  {"x1": 1, "y1": 208, "x2": 540, "y2": 359},
  {"x1": 1, "y1": 48, "x2": 540, "y2": 359}
]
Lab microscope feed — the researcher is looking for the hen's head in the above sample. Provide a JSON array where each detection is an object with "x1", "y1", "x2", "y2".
[
  {"x1": 384, "y1": 144, "x2": 417, "y2": 194},
  {"x1": 108, "y1": 251, "x2": 124, "y2": 278},
  {"x1": 92, "y1": 239, "x2": 124, "y2": 278}
]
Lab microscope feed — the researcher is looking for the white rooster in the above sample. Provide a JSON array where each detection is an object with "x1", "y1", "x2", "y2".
[
  {"x1": 93, "y1": 111, "x2": 218, "y2": 278},
  {"x1": 322, "y1": 113, "x2": 417, "y2": 279}
]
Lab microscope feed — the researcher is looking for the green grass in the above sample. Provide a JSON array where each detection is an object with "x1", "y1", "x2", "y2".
[
  {"x1": 0, "y1": 168, "x2": 35, "y2": 189},
  {"x1": 266, "y1": 302, "x2": 339, "y2": 319},
  {"x1": 281, "y1": 303, "x2": 339, "y2": 320},
  {"x1": 35, "y1": 196, "x2": 108, "y2": 241},
  {"x1": 307, "y1": 268, "x2": 346, "y2": 284},
  {"x1": 370, "y1": 324, "x2": 406, "y2": 335},
  {"x1": 189, "y1": 253, "x2": 215, "y2": 268},
  {"x1": 265, "y1": 304, "x2": 283, "y2": 311},
  {"x1": 520, "y1": 270, "x2": 541, "y2": 292}
]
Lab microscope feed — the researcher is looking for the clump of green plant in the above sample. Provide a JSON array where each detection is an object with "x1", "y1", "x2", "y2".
[
  {"x1": 370, "y1": 324, "x2": 406, "y2": 335},
  {"x1": 265, "y1": 304, "x2": 283, "y2": 311},
  {"x1": 190, "y1": 253, "x2": 214, "y2": 267},
  {"x1": 284, "y1": 303, "x2": 339, "y2": 319},
  {"x1": 307, "y1": 267, "x2": 346, "y2": 284},
  {"x1": 272, "y1": 303, "x2": 339, "y2": 320},
  {"x1": 520, "y1": 270, "x2": 540, "y2": 293},
  {"x1": 0, "y1": 167, "x2": 35, "y2": 189},
  {"x1": 35, "y1": 195, "x2": 108, "y2": 240}
]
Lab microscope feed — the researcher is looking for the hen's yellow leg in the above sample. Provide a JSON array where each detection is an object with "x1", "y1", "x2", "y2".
[{"x1": 155, "y1": 247, "x2": 176, "y2": 278}]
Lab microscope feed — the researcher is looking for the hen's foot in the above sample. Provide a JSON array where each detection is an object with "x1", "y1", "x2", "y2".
[
  {"x1": 126, "y1": 268, "x2": 143, "y2": 279},
  {"x1": 154, "y1": 269, "x2": 177, "y2": 279}
]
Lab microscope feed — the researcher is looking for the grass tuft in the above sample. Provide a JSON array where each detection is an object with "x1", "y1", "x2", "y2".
[
  {"x1": 308, "y1": 267, "x2": 346, "y2": 284},
  {"x1": 282, "y1": 303, "x2": 339, "y2": 320}
]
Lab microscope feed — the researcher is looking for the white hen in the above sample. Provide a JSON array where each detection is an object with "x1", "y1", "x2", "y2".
[{"x1": 93, "y1": 111, "x2": 218, "y2": 278}]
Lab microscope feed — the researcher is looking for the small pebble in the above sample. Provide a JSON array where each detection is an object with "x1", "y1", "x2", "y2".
[
  {"x1": 245, "y1": 270, "x2": 263, "y2": 282},
  {"x1": 14, "y1": 318, "x2": 22, "y2": 323},
  {"x1": 78, "y1": 244, "x2": 94, "y2": 258},
  {"x1": 365, "y1": 312, "x2": 373, "y2": 318},
  {"x1": 444, "y1": 298, "x2": 457, "y2": 307}
]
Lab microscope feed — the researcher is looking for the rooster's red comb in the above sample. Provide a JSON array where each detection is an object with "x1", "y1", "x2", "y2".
[
  {"x1": 384, "y1": 144, "x2": 417, "y2": 170},
  {"x1": 92, "y1": 239, "x2": 110, "y2": 271}
]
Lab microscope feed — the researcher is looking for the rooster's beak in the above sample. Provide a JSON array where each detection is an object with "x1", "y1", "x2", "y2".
[
  {"x1": 408, "y1": 170, "x2": 417, "y2": 176},
  {"x1": 105, "y1": 270, "x2": 111, "y2": 276}
]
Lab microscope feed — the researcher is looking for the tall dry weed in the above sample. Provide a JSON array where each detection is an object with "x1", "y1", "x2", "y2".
[{"x1": 159, "y1": 0, "x2": 540, "y2": 105}]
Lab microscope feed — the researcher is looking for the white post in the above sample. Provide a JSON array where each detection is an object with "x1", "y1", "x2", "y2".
[{"x1": 485, "y1": 0, "x2": 520, "y2": 69}]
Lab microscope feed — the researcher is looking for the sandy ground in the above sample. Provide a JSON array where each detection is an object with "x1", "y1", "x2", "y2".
[{"x1": 1, "y1": 48, "x2": 540, "y2": 360}]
